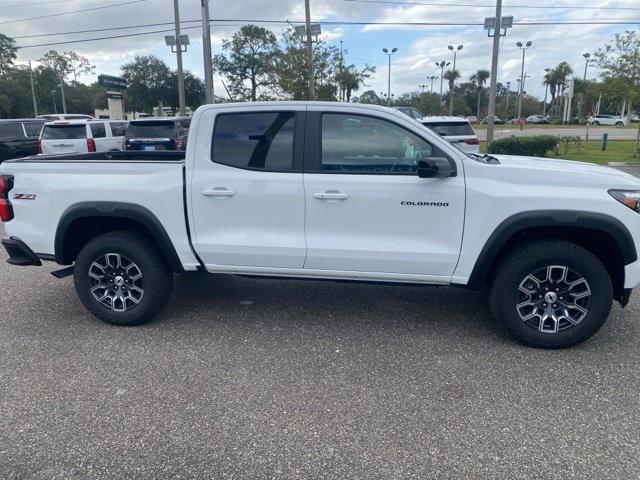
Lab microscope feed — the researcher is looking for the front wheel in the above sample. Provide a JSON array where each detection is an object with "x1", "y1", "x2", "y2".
[
  {"x1": 489, "y1": 240, "x2": 613, "y2": 348},
  {"x1": 592, "y1": 121, "x2": 600, "y2": 126},
  {"x1": 615, "y1": 121, "x2": 624, "y2": 126},
  {"x1": 73, "y1": 231, "x2": 173, "y2": 326}
]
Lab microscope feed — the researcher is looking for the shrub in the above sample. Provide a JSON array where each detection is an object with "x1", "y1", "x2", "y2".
[{"x1": 488, "y1": 135, "x2": 560, "y2": 157}]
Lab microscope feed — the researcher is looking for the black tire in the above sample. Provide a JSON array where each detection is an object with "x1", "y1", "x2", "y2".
[
  {"x1": 73, "y1": 231, "x2": 173, "y2": 326},
  {"x1": 489, "y1": 240, "x2": 613, "y2": 348},
  {"x1": 615, "y1": 121, "x2": 624, "y2": 127},
  {"x1": 592, "y1": 121, "x2": 600, "y2": 126}
]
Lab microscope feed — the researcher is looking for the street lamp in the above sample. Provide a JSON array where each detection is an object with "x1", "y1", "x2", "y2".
[
  {"x1": 505, "y1": 81, "x2": 511, "y2": 118},
  {"x1": 435, "y1": 61, "x2": 450, "y2": 106},
  {"x1": 418, "y1": 84, "x2": 427, "y2": 93},
  {"x1": 583, "y1": 52, "x2": 592, "y2": 81},
  {"x1": 447, "y1": 44, "x2": 463, "y2": 115},
  {"x1": 516, "y1": 40, "x2": 532, "y2": 122},
  {"x1": 427, "y1": 75, "x2": 438, "y2": 93},
  {"x1": 382, "y1": 47, "x2": 398, "y2": 106}
]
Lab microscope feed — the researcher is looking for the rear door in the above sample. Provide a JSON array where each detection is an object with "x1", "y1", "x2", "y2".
[
  {"x1": 108, "y1": 122, "x2": 127, "y2": 150},
  {"x1": 303, "y1": 107, "x2": 465, "y2": 279},
  {"x1": 40, "y1": 124, "x2": 88, "y2": 154},
  {"x1": 126, "y1": 120, "x2": 176, "y2": 151},
  {"x1": 422, "y1": 121, "x2": 479, "y2": 153},
  {"x1": 190, "y1": 106, "x2": 307, "y2": 269},
  {"x1": 0, "y1": 123, "x2": 31, "y2": 161},
  {"x1": 89, "y1": 122, "x2": 111, "y2": 151}
]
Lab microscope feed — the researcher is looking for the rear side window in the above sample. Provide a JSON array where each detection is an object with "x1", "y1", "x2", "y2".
[
  {"x1": 422, "y1": 122, "x2": 474, "y2": 136},
  {"x1": 90, "y1": 123, "x2": 106, "y2": 138},
  {"x1": 110, "y1": 123, "x2": 127, "y2": 136},
  {"x1": 212, "y1": 112, "x2": 295, "y2": 171},
  {"x1": 23, "y1": 121, "x2": 44, "y2": 136},
  {"x1": 0, "y1": 123, "x2": 24, "y2": 138},
  {"x1": 41, "y1": 125, "x2": 87, "y2": 140},
  {"x1": 64, "y1": 115, "x2": 91, "y2": 120},
  {"x1": 126, "y1": 121, "x2": 174, "y2": 138}
]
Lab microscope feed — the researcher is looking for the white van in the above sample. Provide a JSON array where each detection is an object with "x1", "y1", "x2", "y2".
[{"x1": 38, "y1": 120, "x2": 128, "y2": 155}]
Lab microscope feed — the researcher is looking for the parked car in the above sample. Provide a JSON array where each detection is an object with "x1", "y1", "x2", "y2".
[
  {"x1": 125, "y1": 118, "x2": 190, "y2": 151},
  {"x1": 526, "y1": 115, "x2": 549, "y2": 124},
  {"x1": 588, "y1": 114, "x2": 628, "y2": 126},
  {"x1": 482, "y1": 116, "x2": 504, "y2": 124},
  {"x1": 394, "y1": 107, "x2": 425, "y2": 120},
  {"x1": 36, "y1": 114, "x2": 93, "y2": 122},
  {"x1": 420, "y1": 116, "x2": 479, "y2": 153},
  {"x1": 38, "y1": 120, "x2": 128, "y2": 155},
  {"x1": 0, "y1": 118, "x2": 45, "y2": 163},
  {"x1": 466, "y1": 116, "x2": 478, "y2": 124}
]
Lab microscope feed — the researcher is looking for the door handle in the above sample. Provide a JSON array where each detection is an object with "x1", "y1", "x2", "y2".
[
  {"x1": 312, "y1": 191, "x2": 349, "y2": 201},
  {"x1": 202, "y1": 188, "x2": 236, "y2": 198}
]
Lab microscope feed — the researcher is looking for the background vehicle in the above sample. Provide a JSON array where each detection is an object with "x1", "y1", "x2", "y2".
[
  {"x1": 125, "y1": 118, "x2": 190, "y2": 151},
  {"x1": 2, "y1": 102, "x2": 640, "y2": 349},
  {"x1": 526, "y1": 115, "x2": 549, "y2": 124},
  {"x1": 0, "y1": 119, "x2": 44, "y2": 162},
  {"x1": 420, "y1": 116, "x2": 479, "y2": 153},
  {"x1": 37, "y1": 114, "x2": 93, "y2": 121},
  {"x1": 588, "y1": 114, "x2": 628, "y2": 126},
  {"x1": 482, "y1": 116, "x2": 504, "y2": 124},
  {"x1": 466, "y1": 116, "x2": 478, "y2": 124},
  {"x1": 39, "y1": 120, "x2": 128, "y2": 155},
  {"x1": 394, "y1": 107, "x2": 424, "y2": 120}
]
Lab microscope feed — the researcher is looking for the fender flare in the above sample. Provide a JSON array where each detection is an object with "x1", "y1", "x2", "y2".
[
  {"x1": 55, "y1": 201, "x2": 184, "y2": 272},
  {"x1": 466, "y1": 210, "x2": 637, "y2": 289}
]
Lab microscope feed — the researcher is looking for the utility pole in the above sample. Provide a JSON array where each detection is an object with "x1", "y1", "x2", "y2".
[
  {"x1": 516, "y1": 40, "x2": 532, "y2": 123},
  {"x1": 582, "y1": 52, "x2": 591, "y2": 81},
  {"x1": 447, "y1": 44, "x2": 463, "y2": 115},
  {"x1": 542, "y1": 67, "x2": 550, "y2": 115},
  {"x1": 51, "y1": 90, "x2": 57, "y2": 114},
  {"x1": 59, "y1": 72, "x2": 67, "y2": 114},
  {"x1": 304, "y1": 0, "x2": 315, "y2": 100},
  {"x1": 201, "y1": 0, "x2": 214, "y2": 104},
  {"x1": 382, "y1": 47, "x2": 397, "y2": 106},
  {"x1": 485, "y1": 0, "x2": 502, "y2": 145},
  {"x1": 29, "y1": 60, "x2": 38, "y2": 116},
  {"x1": 173, "y1": 0, "x2": 186, "y2": 115},
  {"x1": 505, "y1": 81, "x2": 511, "y2": 118}
]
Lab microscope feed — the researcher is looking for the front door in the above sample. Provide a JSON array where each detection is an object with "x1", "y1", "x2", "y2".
[
  {"x1": 303, "y1": 109, "x2": 465, "y2": 279},
  {"x1": 190, "y1": 107, "x2": 307, "y2": 269}
]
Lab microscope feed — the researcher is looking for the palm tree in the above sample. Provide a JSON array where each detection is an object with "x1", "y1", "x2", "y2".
[
  {"x1": 470, "y1": 69, "x2": 490, "y2": 118},
  {"x1": 547, "y1": 62, "x2": 574, "y2": 113},
  {"x1": 443, "y1": 69, "x2": 460, "y2": 114}
]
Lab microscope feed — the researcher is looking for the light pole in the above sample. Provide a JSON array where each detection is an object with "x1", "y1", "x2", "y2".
[
  {"x1": 382, "y1": 47, "x2": 397, "y2": 106},
  {"x1": 516, "y1": 40, "x2": 532, "y2": 122},
  {"x1": 435, "y1": 61, "x2": 450, "y2": 107},
  {"x1": 201, "y1": 0, "x2": 214, "y2": 104},
  {"x1": 59, "y1": 74, "x2": 67, "y2": 114},
  {"x1": 172, "y1": 0, "x2": 186, "y2": 115},
  {"x1": 505, "y1": 81, "x2": 511, "y2": 118},
  {"x1": 543, "y1": 67, "x2": 550, "y2": 115},
  {"x1": 447, "y1": 44, "x2": 463, "y2": 115},
  {"x1": 50, "y1": 89, "x2": 57, "y2": 114},
  {"x1": 427, "y1": 75, "x2": 438, "y2": 93},
  {"x1": 583, "y1": 52, "x2": 591, "y2": 81},
  {"x1": 304, "y1": 0, "x2": 315, "y2": 100},
  {"x1": 418, "y1": 84, "x2": 426, "y2": 93}
]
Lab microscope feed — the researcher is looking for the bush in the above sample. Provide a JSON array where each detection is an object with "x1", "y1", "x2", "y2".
[{"x1": 488, "y1": 135, "x2": 560, "y2": 157}]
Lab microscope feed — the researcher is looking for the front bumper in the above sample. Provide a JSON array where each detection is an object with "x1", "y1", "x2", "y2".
[{"x1": 1, "y1": 236, "x2": 41, "y2": 266}]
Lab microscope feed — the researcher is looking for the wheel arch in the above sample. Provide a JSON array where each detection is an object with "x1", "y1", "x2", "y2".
[
  {"x1": 55, "y1": 202, "x2": 184, "y2": 272},
  {"x1": 467, "y1": 210, "x2": 637, "y2": 303}
]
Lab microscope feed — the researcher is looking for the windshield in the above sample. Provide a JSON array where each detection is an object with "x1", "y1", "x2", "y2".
[
  {"x1": 422, "y1": 121, "x2": 475, "y2": 136},
  {"x1": 126, "y1": 121, "x2": 174, "y2": 138},
  {"x1": 41, "y1": 125, "x2": 86, "y2": 140}
]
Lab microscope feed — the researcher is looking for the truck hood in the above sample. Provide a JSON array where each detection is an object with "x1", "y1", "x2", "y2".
[{"x1": 489, "y1": 154, "x2": 640, "y2": 185}]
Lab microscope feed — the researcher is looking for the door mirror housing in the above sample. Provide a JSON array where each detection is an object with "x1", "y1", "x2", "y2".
[{"x1": 417, "y1": 158, "x2": 457, "y2": 178}]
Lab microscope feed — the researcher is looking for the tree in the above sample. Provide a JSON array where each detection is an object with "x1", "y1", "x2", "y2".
[
  {"x1": 443, "y1": 69, "x2": 460, "y2": 113},
  {"x1": 66, "y1": 51, "x2": 95, "y2": 82},
  {"x1": 546, "y1": 62, "x2": 574, "y2": 114},
  {"x1": 0, "y1": 34, "x2": 17, "y2": 76},
  {"x1": 38, "y1": 50, "x2": 73, "y2": 80},
  {"x1": 470, "y1": 69, "x2": 490, "y2": 118},
  {"x1": 335, "y1": 63, "x2": 374, "y2": 102},
  {"x1": 121, "y1": 55, "x2": 173, "y2": 113},
  {"x1": 213, "y1": 25, "x2": 278, "y2": 101}
]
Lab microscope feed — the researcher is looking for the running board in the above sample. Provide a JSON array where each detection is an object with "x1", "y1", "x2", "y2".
[{"x1": 51, "y1": 266, "x2": 74, "y2": 279}]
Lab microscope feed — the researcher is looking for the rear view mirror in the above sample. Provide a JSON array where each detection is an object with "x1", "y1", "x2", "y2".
[{"x1": 417, "y1": 158, "x2": 457, "y2": 178}]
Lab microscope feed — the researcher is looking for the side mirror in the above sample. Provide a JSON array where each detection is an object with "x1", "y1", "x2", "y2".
[{"x1": 417, "y1": 158, "x2": 457, "y2": 178}]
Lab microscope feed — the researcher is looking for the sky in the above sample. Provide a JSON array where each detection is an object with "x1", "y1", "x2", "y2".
[{"x1": 3, "y1": 0, "x2": 640, "y2": 100}]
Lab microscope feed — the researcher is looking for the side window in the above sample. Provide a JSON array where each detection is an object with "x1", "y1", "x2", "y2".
[
  {"x1": 0, "y1": 123, "x2": 24, "y2": 138},
  {"x1": 90, "y1": 123, "x2": 106, "y2": 138},
  {"x1": 24, "y1": 122, "x2": 44, "y2": 137},
  {"x1": 110, "y1": 123, "x2": 126, "y2": 136},
  {"x1": 212, "y1": 112, "x2": 295, "y2": 171},
  {"x1": 321, "y1": 113, "x2": 434, "y2": 173}
]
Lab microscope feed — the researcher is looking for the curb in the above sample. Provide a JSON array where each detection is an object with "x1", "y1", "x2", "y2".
[{"x1": 608, "y1": 162, "x2": 640, "y2": 167}]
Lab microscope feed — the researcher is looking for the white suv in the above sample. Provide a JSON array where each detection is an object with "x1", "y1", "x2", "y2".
[
  {"x1": 421, "y1": 116, "x2": 479, "y2": 153},
  {"x1": 588, "y1": 114, "x2": 628, "y2": 126},
  {"x1": 38, "y1": 120, "x2": 128, "y2": 155}
]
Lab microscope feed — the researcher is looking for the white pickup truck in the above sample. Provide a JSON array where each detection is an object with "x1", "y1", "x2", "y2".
[{"x1": 2, "y1": 102, "x2": 640, "y2": 348}]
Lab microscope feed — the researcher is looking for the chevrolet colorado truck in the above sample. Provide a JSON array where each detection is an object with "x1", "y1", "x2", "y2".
[{"x1": 2, "y1": 102, "x2": 640, "y2": 348}]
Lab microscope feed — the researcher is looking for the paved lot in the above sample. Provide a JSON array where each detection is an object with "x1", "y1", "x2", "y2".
[
  {"x1": 1, "y1": 226, "x2": 640, "y2": 479},
  {"x1": 476, "y1": 126, "x2": 639, "y2": 141}
]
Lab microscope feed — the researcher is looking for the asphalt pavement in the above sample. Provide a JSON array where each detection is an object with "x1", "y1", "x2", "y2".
[{"x1": 1, "y1": 223, "x2": 640, "y2": 478}]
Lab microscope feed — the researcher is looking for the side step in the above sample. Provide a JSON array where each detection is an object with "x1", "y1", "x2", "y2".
[{"x1": 51, "y1": 266, "x2": 75, "y2": 279}]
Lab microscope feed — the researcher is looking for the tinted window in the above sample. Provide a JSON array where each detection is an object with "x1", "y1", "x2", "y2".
[
  {"x1": 178, "y1": 119, "x2": 191, "y2": 130},
  {"x1": 212, "y1": 112, "x2": 295, "y2": 171},
  {"x1": 321, "y1": 113, "x2": 433, "y2": 173},
  {"x1": 90, "y1": 123, "x2": 106, "y2": 138},
  {"x1": 0, "y1": 123, "x2": 24, "y2": 138},
  {"x1": 64, "y1": 115, "x2": 92, "y2": 120},
  {"x1": 23, "y1": 121, "x2": 44, "y2": 137},
  {"x1": 126, "y1": 121, "x2": 174, "y2": 138},
  {"x1": 422, "y1": 121, "x2": 474, "y2": 136},
  {"x1": 110, "y1": 122, "x2": 127, "y2": 136},
  {"x1": 41, "y1": 125, "x2": 86, "y2": 140}
]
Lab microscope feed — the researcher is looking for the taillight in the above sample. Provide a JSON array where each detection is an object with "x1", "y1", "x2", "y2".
[
  {"x1": 87, "y1": 138, "x2": 96, "y2": 152},
  {"x1": 36, "y1": 138, "x2": 42, "y2": 154},
  {"x1": 174, "y1": 136, "x2": 182, "y2": 150},
  {"x1": 465, "y1": 138, "x2": 480, "y2": 145},
  {"x1": 0, "y1": 175, "x2": 14, "y2": 222}
]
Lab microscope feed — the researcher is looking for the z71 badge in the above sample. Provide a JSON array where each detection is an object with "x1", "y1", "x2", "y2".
[{"x1": 13, "y1": 193, "x2": 36, "y2": 200}]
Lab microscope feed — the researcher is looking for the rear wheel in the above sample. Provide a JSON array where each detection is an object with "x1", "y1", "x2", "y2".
[
  {"x1": 489, "y1": 240, "x2": 612, "y2": 348},
  {"x1": 73, "y1": 231, "x2": 173, "y2": 326},
  {"x1": 615, "y1": 121, "x2": 624, "y2": 126},
  {"x1": 592, "y1": 121, "x2": 600, "y2": 126}
]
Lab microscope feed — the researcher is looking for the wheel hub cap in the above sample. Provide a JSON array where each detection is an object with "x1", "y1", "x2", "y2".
[
  {"x1": 88, "y1": 253, "x2": 144, "y2": 312},
  {"x1": 516, "y1": 265, "x2": 591, "y2": 334}
]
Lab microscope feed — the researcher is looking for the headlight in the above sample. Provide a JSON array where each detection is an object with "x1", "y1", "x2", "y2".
[{"x1": 609, "y1": 190, "x2": 640, "y2": 213}]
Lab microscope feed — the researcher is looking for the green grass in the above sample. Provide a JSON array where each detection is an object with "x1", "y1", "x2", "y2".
[{"x1": 480, "y1": 140, "x2": 640, "y2": 165}]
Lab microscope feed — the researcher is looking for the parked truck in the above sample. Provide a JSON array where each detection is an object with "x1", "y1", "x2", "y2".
[{"x1": 2, "y1": 102, "x2": 640, "y2": 348}]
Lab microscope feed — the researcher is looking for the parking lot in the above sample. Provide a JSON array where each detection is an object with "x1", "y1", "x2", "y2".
[{"x1": 1, "y1": 220, "x2": 640, "y2": 479}]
